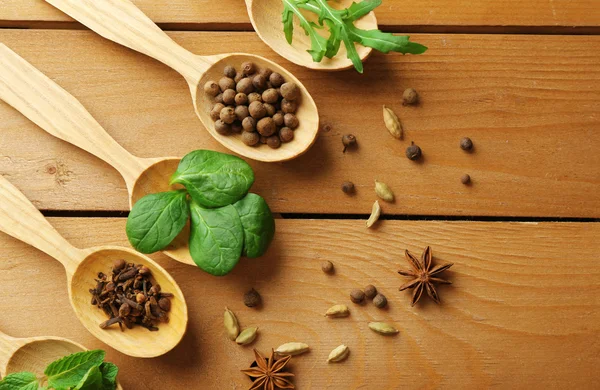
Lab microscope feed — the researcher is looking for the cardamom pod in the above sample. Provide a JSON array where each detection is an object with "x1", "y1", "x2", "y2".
[
  {"x1": 275, "y1": 342, "x2": 310, "y2": 356},
  {"x1": 235, "y1": 326, "x2": 259, "y2": 345},
  {"x1": 383, "y1": 105, "x2": 403, "y2": 139},
  {"x1": 368, "y1": 322, "x2": 400, "y2": 335},
  {"x1": 327, "y1": 344, "x2": 350, "y2": 363},
  {"x1": 366, "y1": 200, "x2": 381, "y2": 228},
  {"x1": 325, "y1": 304, "x2": 350, "y2": 318},
  {"x1": 374, "y1": 180, "x2": 394, "y2": 202},
  {"x1": 224, "y1": 307, "x2": 240, "y2": 341}
]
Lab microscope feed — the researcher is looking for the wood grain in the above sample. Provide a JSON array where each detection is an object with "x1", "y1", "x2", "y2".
[
  {"x1": 1, "y1": 0, "x2": 599, "y2": 32},
  {"x1": 0, "y1": 218, "x2": 598, "y2": 388},
  {"x1": 0, "y1": 30, "x2": 598, "y2": 217}
]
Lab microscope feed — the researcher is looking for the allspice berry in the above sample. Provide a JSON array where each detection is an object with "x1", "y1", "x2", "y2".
[
  {"x1": 248, "y1": 92, "x2": 262, "y2": 103},
  {"x1": 223, "y1": 65, "x2": 236, "y2": 78},
  {"x1": 262, "y1": 88, "x2": 279, "y2": 104},
  {"x1": 204, "y1": 80, "x2": 220, "y2": 96},
  {"x1": 461, "y1": 174, "x2": 471, "y2": 185},
  {"x1": 263, "y1": 103, "x2": 276, "y2": 117},
  {"x1": 257, "y1": 117, "x2": 276, "y2": 137},
  {"x1": 253, "y1": 74, "x2": 268, "y2": 90},
  {"x1": 321, "y1": 260, "x2": 334, "y2": 273},
  {"x1": 350, "y1": 289, "x2": 366, "y2": 304},
  {"x1": 234, "y1": 72, "x2": 244, "y2": 83},
  {"x1": 242, "y1": 131, "x2": 260, "y2": 146},
  {"x1": 280, "y1": 82, "x2": 300, "y2": 101},
  {"x1": 267, "y1": 135, "x2": 281, "y2": 149},
  {"x1": 242, "y1": 116, "x2": 256, "y2": 132},
  {"x1": 341, "y1": 181, "x2": 355, "y2": 194},
  {"x1": 222, "y1": 89, "x2": 236, "y2": 105},
  {"x1": 373, "y1": 293, "x2": 388, "y2": 309},
  {"x1": 342, "y1": 134, "x2": 356, "y2": 152},
  {"x1": 405, "y1": 142, "x2": 422, "y2": 161},
  {"x1": 235, "y1": 93, "x2": 248, "y2": 106},
  {"x1": 269, "y1": 72, "x2": 285, "y2": 87},
  {"x1": 460, "y1": 137, "x2": 473, "y2": 151},
  {"x1": 281, "y1": 99, "x2": 297, "y2": 114},
  {"x1": 283, "y1": 113, "x2": 299, "y2": 129},
  {"x1": 210, "y1": 103, "x2": 225, "y2": 121},
  {"x1": 214, "y1": 119, "x2": 231, "y2": 135},
  {"x1": 215, "y1": 93, "x2": 224, "y2": 104},
  {"x1": 241, "y1": 61, "x2": 256, "y2": 76},
  {"x1": 364, "y1": 284, "x2": 377, "y2": 299},
  {"x1": 279, "y1": 127, "x2": 294, "y2": 143},
  {"x1": 402, "y1": 88, "x2": 419, "y2": 105},
  {"x1": 249, "y1": 101, "x2": 267, "y2": 119},
  {"x1": 260, "y1": 135, "x2": 268, "y2": 144},
  {"x1": 236, "y1": 78, "x2": 254, "y2": 94},
  {"x1": 234, "y1": 105, "x2": 250, "y2": 121},
  {"x1": 259, "y1": 68, "x2": 273, "y2": 79},
  {"x1": 231, "y1": 122, "x2": 243, "y2": 134},
  {"x1": 219, "y1": 106, "x2": 236, "y2": 124},
  {"x1": 218, "y1": 77, "x2": 236, "y2": 92},
  {"x1": 243, "y1": 288, "x2": 262, "y2": 308},
  {"x1": 273, "y1": 112, "x2": 284, "y2": 127}
]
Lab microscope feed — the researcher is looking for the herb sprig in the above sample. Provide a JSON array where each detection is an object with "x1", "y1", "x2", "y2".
[{"x1": 282, "y1": 0, "x2": 427, "y2": 73}]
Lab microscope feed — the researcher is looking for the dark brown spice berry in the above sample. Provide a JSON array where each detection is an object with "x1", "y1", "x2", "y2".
[
  {"x1": 460, "y1": 137, "x2": 473, "y2": 151},
  {"x1": 342, "y1": 134, "x2": 356, "y2": 153},
  {"x1": 280, "y1": 82, "x2": 300, "y2": 101},
  {"x1": 267, "y1": 135, "x2": 281, "y2": 149},
  {"x1": 235, "y1": 105, "x2": 250, "y2": 121},
  {"x1": 269, "y1": 72, "x2": 285, "y2": 88},
  {"x1": 281, "y1": 99, "x2": 297, "y2": 114},
  {"x1": 364, "y1": 284, "x2": 377, "y2": 299},
  {"x1": 210, "y1": 103, "x2": 225, "y2": 121},
  {"x1": 222, "y1": 89, "x2": 236, "y2": 105},
  {"x1": 220, "y1": 107, "x2": 236, "y2": 124},
  {"x1": 263, "y1": 103, "x2": 276, "y2": 117},
  {"x1": 341, "y1": 181, "x2": 355, "y2": 194},
  {"x1": 350, "y1": 289, "x2": 366, "y2": 304},
  {"x1": 242, "y1": 131, "x2": 260, "y2": 146},
  {"x1": 218, "y1": 77, "x2": 236, "y2": 92},
  {"x1": 236, "y1": 78, "x2": 254, "y2": 95},
  {"x1": 273, "y1": 112, "x2": 284, "y2": 127},
  {"x1": 234, "y1": 72, "x2": 244, "y2": 83},
  {"x1": 241, "y1": 61, "x2": 256, "y2": 75},
  {"x1": 244, "y1": 288, "x2": 262, "y2": 308},
  {"x1": 373, "y1": 293, "x2": 388, "y2": 308},
  {"x1": 242, "y1": 116, "x2": 256, "y2": 132},
  {"x1": 215, "y1": 120, "x2": 231, "y2": 135},
  {"x1": 260, "y1": 135, "x2": 268, "y2": 144},
  {"x1": 247, "y1": 92, "x2": 262, "y2": 103},
  {"x1": 113, "y1": 259, "x2": 126, "y2": 271},
  {"x1": 262, "y1": 88, "x2": 279, "y2": 104},
  {"x1": 215, "y1": 93, "x2": 224, "y2": 104},
  {"x1": 253, "y1": 74, "x2": 268, "y2": 90},
  {"x1": 223, "y1": 65, "x2": 236, "y2": 78},
  {"x1": 235, "y1": 93, "x2": 248, "y2": 106},
  {"x1": 283, "y1": 113, "x2": 299, "y2": 129},
  {"x1": 402, "y1": 88, "x2": 419, "y2": 105},
  {"x1": 249, "y1": 101, "x2": 267, "y2": 119},
  {"x1": 231, "y1": 122, "x2": 243, "y2": 133},
  {"x1": 257, "y1": 117, "x2": 276, "y2": 137},
  {"x1": 279, "y1": 127, "x2": 294, "y2": 143},
  {"x1": 460, "y1": 174, "x2": 471, "y2": 185},
  {"x1": 321, "y1": 260, "x2": 334, "y2": 273},
  {"x1": 204, "y1": 81, "x2": 220, "y2": 97},
  {"x1": 259, "y1": 68, "x2": 273, "y2": 79},
  {"x1": 405, "y1": 142, "x2": 422, "y2": 161}
]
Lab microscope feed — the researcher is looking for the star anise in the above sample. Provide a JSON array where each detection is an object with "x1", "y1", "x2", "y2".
[
  {"x1": 241, "y1": 349, "x2": 295, "y2": 390},
  {"x1": 398, "y1": 246, "x2": 453, "y2": 306}
]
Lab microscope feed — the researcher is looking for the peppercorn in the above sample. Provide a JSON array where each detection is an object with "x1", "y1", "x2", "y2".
[
  {"x1": 364, "y1": 284, "x2": 377, "y2": 299},
  {"x1": 405, "y1": 142, "x2": 422, "y2": 161},
  {"x1": 460, "y1": 174, "x2": 471, "y2": 185},
  {"x1": 247, "y1": 92, "x2": 262, "y2": 103},
  {"x1": 284, "y1": 113, "x2": 299, "y2": 129},
  {"x1": 273, "y1": 112, "x2": 284, "y2": 127},
  {"x1": 222, "y1": 89, "x2": 236, "y2": 105},
  {"x1": 279, "y1": 127, "x2": 294, "y2": 143},
  {"x1": 253, "y1": 74, "x2": 268, "y2": 90},
  {"x1": 262, "y1": 88, "x2": 279, "y2": 104},
  {"x1": 260, "y1": 135, "x2": 268, "y2": 144},
  {"x1": 321, "y1": 260, "x2": 334, "y2": 273},
  {"x1": 257, "y1": 117, "x2": 276, "y2": 137},
  {"x1": 269, "y1": 72, "x2": 285, "y2": 88},
  {"x1": 136, "y1": 293, "x2": 146, "y2": 304},
  {"x1": 263, "y1": 103, "x2": 276, "y2": 117},
  {"x1": 267, "y1": 135, "x2": 281, "y2": 149},
  {"x1": 210, "y1": 103, "x2": 226, "y2": 121},
  {"x1": 460, "y1": 137, "x2": 473, "y2": 151},
  {"x1": 235, "y1": 105, "x2": 250, "y2": 121},
  {"x1": 204, "y1": 80, "x2": 220, "y2": 97},
  {"x1": 231, "y1": 122, "x2": 243, "y2": 133},
  {"x1": 236, "y1": 78, "x2": 254, "y2": 95},
  {"x1": 280, "y1": 82, "x2": 300, "y2": 101},
  {"x1": 341, "y1": 181, "x2": 355, "y2": 194},
  {"x1": 220, "y1": 107, "x2": 236, "y2": 124},
  {"x1": 402, "y1": 88, "x2": 419, "y2": 105},
  {"x1": 342, "y1": 134, "x2": 356, "y2": 152},
  {"x1": 281, "y1": 99, "x2": 298, "y2": 114},
  {"x1": 350, "y1": 289, "x2": 366, "y2": 304},
  {"x1": 215, "y1": 93, "x2": 224, "y2": 104},
  {"x1": 241, "y1": 61, "x2": 256, "y2": 76},
  {"x1": 235, "y1": 93, "x2": 248, "y2": 106},
  {"x1": 113, "y1": 259, "x2": 126, "y2": 271},
  {"x1": 223, "y1": 65, "x2": 236, "y2": 79},
  {"x1": 234, "y1": 72, "x2": 244, "y2": 83},
  {"x1": 242, "y1": 116, "x2": 256, "y2": 132},
  {"x1": 259, "y1": 68, "x2": 273, "y2": 79},
  {"x1": 373, "y1": 293, "x2": 387, "y2": 308},
  {"x1": 244, "y1": 288, "x2": 262, "y2": 307},
  {"x1": 249, "y1": 101, "x2": 267, "y2": 119},
  {"x1": 214, "y1": 120, "x2": 231, "y2": 135},
  {"x1": 218, "y1": 77, "x2": 236, "y2": 92},
  {"x1": 242, "y1": 131, "x2": 260, "y2": 146}
]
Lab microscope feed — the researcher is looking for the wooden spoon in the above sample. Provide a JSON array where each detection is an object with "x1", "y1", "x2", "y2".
[
  {"x1": 245, "y1": 0, "x2": 377, "y2": 71},
  {"x1": 45, "y1": 0, "x2": 319, "y2": 163},
  {"x1": 0, "y1": 43, "x2": 198, "y2": 266},
  {"x1": 0, "y1": 175, "x2": 188, "y2": 358},
  {"x1": 0, "y1": 331, "x2": 123, "y2": 389}
]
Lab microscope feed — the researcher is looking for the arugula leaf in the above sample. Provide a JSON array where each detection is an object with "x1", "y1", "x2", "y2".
[
  {"x1": 170, "y1": 150, "x2": 254, "y2": 209},
  {"x1": 126, "y1": 190, "x2": 189, "y2": 254},
  {"x1": 346, "y1": 24, "x2": 428, "y2": 54},
  {"x1": 189, "y1": 201, "x2": 244, "y2": 276},
  {"x1": 282, "y1": 0, "x2": 328, "y2": 62},
  {"x1": 75, "y1": 366, "x2": 103, "y2": 390},
  {"x1": 0, "y1": 372, "x2": 39, "y2": 390},
  {"x1": 45, "y1": 350, "x2": 105, "y2": 390},
  {"x1": 233, "y1": 194, "x2": 275, "y2": 258},
  {"x1": 346, "y1": 0, "x2": 381, "y2": 20},
  {"x1": 99, "y1": 363, "x2": 118, "y2": 389}
]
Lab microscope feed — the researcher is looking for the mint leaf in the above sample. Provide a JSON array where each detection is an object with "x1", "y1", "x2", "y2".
[
  {"x1": 45, "y1": 350, "x2": 104, "y2": 390},
  {"x1": 75, "y1": 366, "x2": 103, "y2": 390},
  {"x1": 99, "y1": 363, "x2": 118, "y2": 389},
  {"x1": 0, "y1": 372, "x2": 39, "y2": 390}
]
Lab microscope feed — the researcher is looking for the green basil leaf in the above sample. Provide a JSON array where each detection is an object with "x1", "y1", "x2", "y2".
[
  {"x1": 45, "y1": 350, "x2": 105, "y2": 390},
  {"x1": 233, "y1": 194, "x2": 275, "y2": 258},
  {"x1": 170, "y1": 150, "x2": 254, "y2": 208},
  {"x1": 0, "y1": 372, "x2": 39, "y2": 390},
  {"x1": 189, "y1": 202, "x2": 244, "y2": 276},
  {"x1": 99, "y1": 363, "x2": 118, "y2": 389},
  {"x1": 126, "y1": 190, "x2": 189, "y2": 254},
  {"x1": 75, "y1": 366, "x2": 103, "y2": 390}
]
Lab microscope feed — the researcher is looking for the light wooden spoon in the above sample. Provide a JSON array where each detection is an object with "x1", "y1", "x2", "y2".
[
  {"x1": 0, "y1": 175, "x2": 188, "y2": 358},
  {"x1": 0, "y1": 331, "x2": 123, "y2": 389},
  {"x1": 45, "y1": 0, "x2": 319, "y2": 163},
  {"x1": 0, "y1": 43, "x2": 198, "y2": 266},
  {"x1": 245, "y1": 0, "x2": 377, "y2": 71}
]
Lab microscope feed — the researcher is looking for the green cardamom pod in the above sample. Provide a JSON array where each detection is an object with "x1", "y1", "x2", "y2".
[
  {"x1": 275, "y1": 342, "x2": 310, "y2": 356},
  {"x1": 327, "y1": 344, "x2": 350, "y2": 363},
  {"x1": 224, "y1": 307, "x2": 240, "y2": 341},
  {"x1": 383, "y1": 105, "x2": 403, "y2": 139},
  {"x1": 235, "y1": 326, "x2": 259, "y2": 345},
  {"x1": 368, "y1": 322, "x2": 399, "y2": 335},
  {"x1": 325, "y1": 304, "x2": 350, "y2": 318},
  {"x1": 375, "y1": 180, "x2": 394, "y2": 202},
  {"x1": 366, "y1": 200, "x2": 381, "y2": 228}
]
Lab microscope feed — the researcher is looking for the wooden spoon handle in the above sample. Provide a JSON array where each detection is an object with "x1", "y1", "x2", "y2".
[
  {"x1": 0, "y1": 174, "x2": 81, "y2": 274},
  {"x1": 45, "y1": 0, "x2": 207, "y2": 84},
  {"x1": 0, "y1": 44, "x2": 147, "y2": 188}
]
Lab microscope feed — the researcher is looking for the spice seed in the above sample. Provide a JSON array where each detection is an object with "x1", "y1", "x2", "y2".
[
  {"x1": 275, "y1": 342, "x2": 310, "y2": 356},
  {"x1": 402, "y1": 88, "x2": 419, "y2": 106},
  {"x1": 236, "y1": 327, "x2": 259, "y2": 345},
  {"x1": 342, "y1": 134, "x2": 357, "y2": 153},
  {"x1": 373, "y1": 293, "x2": 388, "y2": 309},
  {"x1": 364, "y1": 284, "x2": 377, "y2": 299},
  {"x1": 368, "y1": 322, "x2": 399, "y2": 335},
  {"x1": 243, "y1": 288, "x2": 262, "y2": 308},
  {"x1": 366, "y1": 200, "x2": 381, "y2": 228},
  {"x1": 375, "y1": 180, "x2": 394, "y2": 202},
  {"x1": 321, "y1": 260, "x2": 334, "y2": 274},
  {"x1": 341, "y1": 181, "x2": 355, "y2": 194},
  {"x1": 461, "y1": 174, "x2": 471, "y2": 185},
  {"x1": 224, "y1": 307, "x2": 240, "y2": 341},
  {"x1": 327, "y1": 344, "x2": 350, "y2": 363},
  {"x1": 460, "y1": 137, "x2": 474, "y2": 151},
  {"x1": 350, "y1": 289, "x2": 365, "y2": 304},
  {"x1": 325, "y1": 304, "x2": 350, "y2": 318},
  {"x1": 383, "y1": 105, "x2": 403, "y2": 139}
]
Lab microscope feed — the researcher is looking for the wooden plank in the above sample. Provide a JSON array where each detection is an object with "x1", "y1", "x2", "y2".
[
  {"x1": 0, "y1": 218, "x2": 598, "y2": 388},
  {"x1": 0, "y1": 30, "x2": 599, "y2": 217},
  {"x1": 1, "y1": 0, "x2": 600, "y2": 32}
]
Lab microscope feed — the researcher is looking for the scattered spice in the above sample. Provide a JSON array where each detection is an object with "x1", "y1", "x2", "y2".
[
  {"x1": 366, "y1": 200, "x2": 381, "y2": 228},
  {"x1": 460, "y1": 174, "x2": 471, "y2": 185},
  {"x1": 364, "y1": 284, "x2": 377, "y2": 299},
  {"x1": 327, "y1": 345, "x2": 350, "y2": 363},
  {"x1": 342, "y1": 134, "x2": 357, "y2": 153},
  {"x1": 402, "y1": 88, "x2": 419, "y2": 105},
  {"x1": 224, "y1": 307, "x2": 240, "y2": 340},
  {"x1": 242, "y1": 349, "x2": 295, "y2": 389},
  {"x1": 341, "y1": 181, "x2": 355, "y2": 194},
  {"x1": 244, "y1": 288, "x2": 262, "y2": 308},
  {"x1": 374, "y1": 180, "x2": 394, "y2": 202},
  {"x1": 321, "y1": 260, "x2": 334, "y2": 274},
  {"x1": 350, "y1": 289, "x2": 365, "y2": 304},
  {"x1": 405, "y1": 142, "x2": 422, "y2": 161},
  {"x1": 236, "y1": 327, "x2": 259, "y2": 345},
  {"x1": 325, "y1": 304, "x2": 350, "y2": 318},
  {"x1": 373, "y1": 293, "x2": 388, "y2": 309},
  {"x1": 398, "y1": 246, "x2": 453, "y2": 306},
  {"x1": 382, "y1": 105, "x2": 403, "y2": 139},
  {"x1": 368, "y1": 322, "x2": 399, "y2": 335},
  {"x1": 460, "y1": 137, "x2": 473, "y2": 151},
  {"x1": 275, "y1": 342, "x2": 310, "y2": 356},
  {"x1": 89, "y1": 260, "x2": 173, "y2": 332}
]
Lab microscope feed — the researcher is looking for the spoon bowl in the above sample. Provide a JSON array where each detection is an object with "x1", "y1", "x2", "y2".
[{"x1": 246, "y1": 0, "x2": 377, "y2": 71}]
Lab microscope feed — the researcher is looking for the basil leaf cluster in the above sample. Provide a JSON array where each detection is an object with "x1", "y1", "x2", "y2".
[{"x1": 126, "y1": 150, "x2": 275, "y2": 276}]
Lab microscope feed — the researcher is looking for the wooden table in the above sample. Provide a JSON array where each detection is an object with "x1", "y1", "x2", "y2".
[{"x1": 1, "y1": 1, "x2": 599, "y2": 388}]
